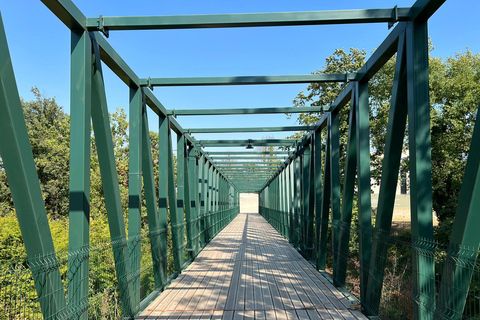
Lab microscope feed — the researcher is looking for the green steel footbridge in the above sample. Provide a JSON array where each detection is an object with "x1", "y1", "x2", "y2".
[{"x1": 1, "y1": 0, "x2": 479, "y2": 319}]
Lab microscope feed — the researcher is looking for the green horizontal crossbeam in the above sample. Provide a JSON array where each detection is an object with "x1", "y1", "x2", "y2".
[
  {"x1": 197, "y1": 139, "x2": 299, "y2": 147},
  {"x1": 210, "y1": 156, "x2": 287, "y2": 160},
  {"x1": 140, "y1": 74, "x2": 354, "y2": 87},
  {"x1": 85, "y1": 8, "x2": 410, "y2": 31},
  {"x1": 221, "y1": 170, "x2": 278, "y2": 173},
  {"x1": 168, "y1": 106, "x2": 327, "y2": 116},
  {"x1": 214, "y1": 161, "x2": 281, "y2": 165},
  {"x1": 207, "y1": 151, "x2": 290, "y2": 155},
  {"x1": 186, "y1": 126, "x2": 315, "y2": 133}
]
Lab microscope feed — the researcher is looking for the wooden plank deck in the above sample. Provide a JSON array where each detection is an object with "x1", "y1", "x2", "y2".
[{"x1": 137, "y1": 211, "x2": 367, "y2": 320}]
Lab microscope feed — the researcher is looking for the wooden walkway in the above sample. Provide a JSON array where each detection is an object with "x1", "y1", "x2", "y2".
[{"x1": 138, "y1": 212, "x2": 367, "y2": 320}]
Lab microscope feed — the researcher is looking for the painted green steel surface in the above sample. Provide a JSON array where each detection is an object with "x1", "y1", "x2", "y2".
[
  {"x1": 141, "y1": 74, "x2": 355, "y2": 87},
  {"x1": 169, "y1": 106, "x2": 327, "y2": 116},
  {"x1": 355, "y1": 81, "x2": 373, "y2": 309},
  {"x1": 406, "y1": 19, "x2": 435, "y2": 320},
  {"x1": 158, "y1": 114, "x2": 170, "y2": 286},
  {"x1": 335, "y1": 94, "x2": 357, "y2": 288},
  {"x1": 197, "y1": 139, "x2": 299, "y2": 147},
  {"x1": 210, "y1": 156, "x2": 287, "y2": 160},
  {"x1": 85, "y1": 8, "x2": 411, "y2": 31},
  {"x1": 91, "y1": 38, "x2": 135, "y2": 315},
  {"x1": 207, "y1": 151, "x2": 290, "y2": 155},
  {"x1": 185, "y1": 126, "x2": 315, "y2": 133},
  {"x1": 67, "y1": 29, "x2": 91, "y2": 320},
  {"x1": 128, "y1": 84, "x2": 142, "y2": 310},
  {"x1": 366, "y1": 33, "x2": 408, "y2": 315},
  {"x1": 141, "y1": 100, "x2": 164, "y2": 288},
  {"x1": 167, "y1": 119, "x2": 184, "y2": 271},
  {"x1": 0, "y1": 13, "x2": 67, "y2": 318}
]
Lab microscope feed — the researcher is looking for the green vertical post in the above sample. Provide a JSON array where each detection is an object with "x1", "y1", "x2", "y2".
[
  {"x1": 67, "y1": 29, "x2": 91, "y2": 320},
  {"x1": 318, "y1": 127, "x2": 332, "y2": 270},
  {"x1": 141, "y1": 99, "x2": 164, "y2": 288},
  {"x1": 198, "y1": 156, "x2": 205, "y2": 248},
  {"x1": 207, "y1": 164, "x2": 214, "y2": 241},
  {"x1": 158, "y1": 115, "x2": 169, "y2": 285},
  {"x1": 176, "y1": 134, "x2": 187, "y2": 259},
  {"x1": 314, "y1": 130, "x2": 324, "y2": 271},
  {"x1": 294, "y1": 155, "x2": 302, "y2": 249},
  {"x1": 330, "y1": 111, "x2": 342, "y2": 276},
  {"x1": 183, "y1": 142, "x2": 193, "y2": 258},
  {"x1": 285, "y1": 163, "x2": 291, "y2": 240},
  {"x1": 90, "y1": 36, "x2": 134, "y2": 316},
  {"x1": 289, "y1": 162, "x2": 295, "y2": 242},
  {"x1": 366, "y1": 32, "x2": 408, "y2": 316},
  {"x1": 0, "y1": 13, "x2": 67, "y2": 319},
  {"x1": 211, "y1": 169, "x2": 217, "y2": 235},
  {"x1": 128, "y1": 84, "x2": 142, "y2": 309},
  {"x1": 202, "y1": 160, "x2": 210, "y2": 245},
  {"x1": 406, "y1": 20, "x2": 435, "y2": 319},
  {"x1": 279, "y1": 170, "x2": 284, "y2": 235},
  {"x1": 336, "y1": 94, "x2": 357, "y2": 287},
  {"x1": 356, "y1": 80, "x2": 373, "y2": 307},
  {"x1": 303, "y1": 143, "x2": 315, "y2": 260},
  {"x1": 188, "y1": 146, "x2": 199, "y2": 255},
  {"x1": 167, "y1": 119, "x2": 183, "y2": 271}
]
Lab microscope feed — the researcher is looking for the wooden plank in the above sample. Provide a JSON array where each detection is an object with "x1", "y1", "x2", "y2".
[{"x1": 138, "y1": 209, "x2": 367, "y2": 320}]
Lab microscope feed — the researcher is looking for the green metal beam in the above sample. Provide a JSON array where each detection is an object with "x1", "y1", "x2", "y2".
[
  {"x1": 214, "y1": 161, "x2": 281, "y2": 165},
  {"x1": 406, "y1": 19, "x2": 435, "y2": 319},
  {"x1": 141, "y1": 74, "x2": 354, "y2": 87},
  {"x1": 185, "y1": 126, "x2": 315, "y2": 133},
  {"x1": 90, "y1": 38, "x2": 135, "y2": 316},
  {"x1": 198, "y1": 139, "x2": 299, "y2": 147},
  {"x1": 366, "y1": 33, "x2": 408, "y2": 315},
  {"x1": 67, "y1": 29, "x2": 91, "y2": 320},
  {"x1": 0, "y1": 13, "x2": 67, "y2": 318},
  {"x1": 141, "y1": 98, "x2": 164, "y2": 288},
  {"x1": 128, "y1": 83, "x2": 142, "y2": 310},
  {"x1": 169, "y1": 106, "x2": 327, "y2": 116},
  {"x1": 209, "y1": 156, "x2": 287, "y2": 160},
  {"x1": 206, "y1": 151, "x2": 290, "y2": 155},
  {"x1": 85, "y1": 8, "x2": 411, "y2": 31}
]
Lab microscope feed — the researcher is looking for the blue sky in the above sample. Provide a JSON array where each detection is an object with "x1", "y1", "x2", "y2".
[{"x1": 2, "y1": 0, "x2": 479, "y2": 149}]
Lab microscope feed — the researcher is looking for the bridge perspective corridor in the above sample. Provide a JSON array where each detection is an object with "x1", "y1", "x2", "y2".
[
  {"x1": 138, "y1": 195, "x2": 365, "y2": 320},
  {"x1": 3, "y1": 0, "x2": 480, "y2": 320}
]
